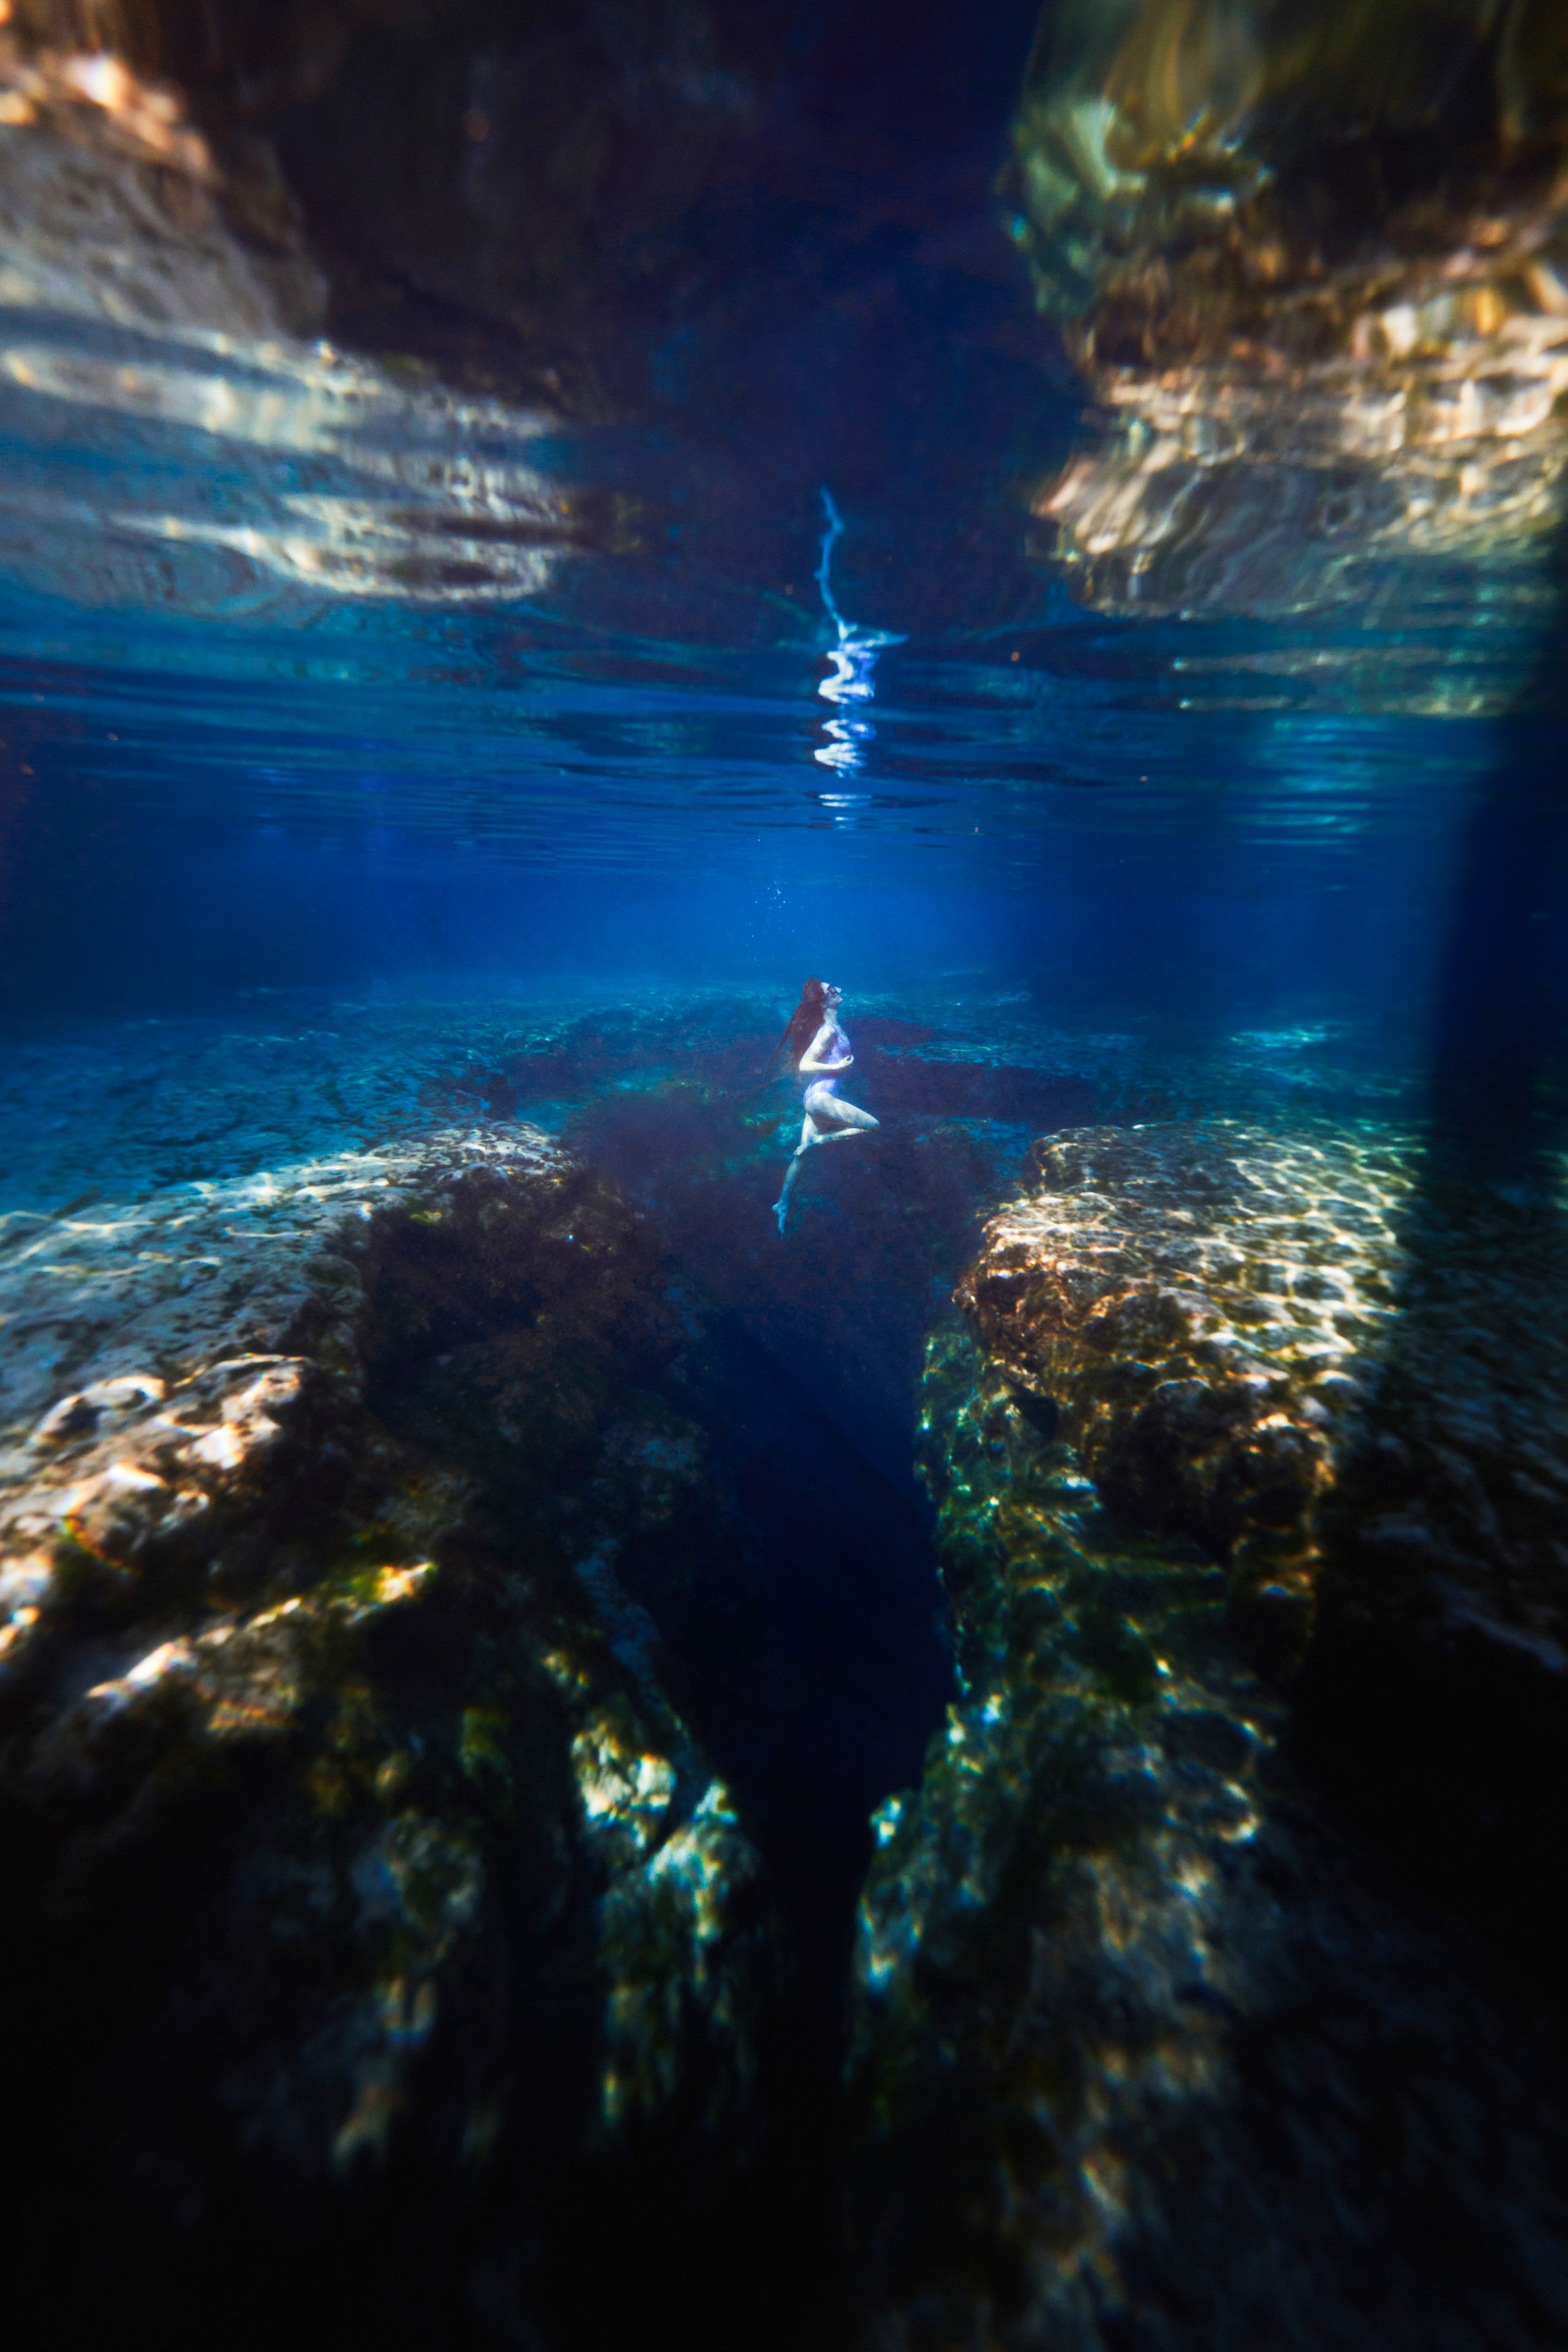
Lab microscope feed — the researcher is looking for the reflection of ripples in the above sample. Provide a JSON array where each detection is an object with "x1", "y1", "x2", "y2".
[
  {"x1": 0, "y1": 324, "x2": 582, "y2": 612},
  {"x1": 812, "y1": 489, "x2": 902, "y2": 787},
  {"x1": 1040, "y1": 277, "x2": 1568, "y2": 624},
  {"x1": 0, "y1": 43, "x2": 584, "y2": 615},
  {"x1": 1006, "y1": 0, "x2": 1568, "y2": 638}
]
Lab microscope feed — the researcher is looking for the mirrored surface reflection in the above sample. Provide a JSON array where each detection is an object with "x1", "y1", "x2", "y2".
[
  {"x1": 812, "y1": 491, "x2": 904, "y2": 793},
  {"x1": 0, "y1": 28, "x2": 594, "y2": 615},
  {"x1": 1009, "y1": 0, "x2": 1568, "y2": 630}
]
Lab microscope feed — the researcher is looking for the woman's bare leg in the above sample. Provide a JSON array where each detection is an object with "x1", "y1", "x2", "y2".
[
  {"x1": 773, "y1": 1102, "x2": 879, "y2": 1232},
  {"x1": 773, "y1": 1114, "x2": 818, "y2": 1232}
]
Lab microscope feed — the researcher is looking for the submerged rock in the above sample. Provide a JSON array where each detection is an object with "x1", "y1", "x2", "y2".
[
  {"x1": 946, "y1": 1117, "x2": 1568, "y2": 1972},
  {"x1": 957, "y1": 1120, "x2": 1414, "y2": 1674},
  {"x1": 843, "y1": 1114, "x2": 1568, "y2": 2344},
  {"x1": 0, "y1": 1126, "x2": 782, "y2": 2344},
  {"x1": 1300, "y1": 1165, "x2": 1568, "y2": 1987},
  {"x1": 844, "y1": 1317, "x2": 1568, "y2": 2351}
]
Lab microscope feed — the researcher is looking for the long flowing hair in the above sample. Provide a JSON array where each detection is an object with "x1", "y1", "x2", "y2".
[{"x1": 765, "y1": 977, "x2": 830, "y2": 1080}]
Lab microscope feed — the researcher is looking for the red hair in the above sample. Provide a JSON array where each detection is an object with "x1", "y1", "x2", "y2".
[{"x1": 766, "y1": 977, "x2": 830, "y2": 1077}]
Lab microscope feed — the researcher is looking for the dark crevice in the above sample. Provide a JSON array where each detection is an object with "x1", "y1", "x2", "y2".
[
  {"x1": 347, "y1": 1012, "x2": 1101, "y2": 2343},
  {"x1": 340, "y1": 1128, "x2": 955, "y2": 2349}
]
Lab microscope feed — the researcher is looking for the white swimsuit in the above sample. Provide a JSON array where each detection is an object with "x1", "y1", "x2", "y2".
[{"x1": 802, "y1": 1021, "x2": 851, "y2": 1120}]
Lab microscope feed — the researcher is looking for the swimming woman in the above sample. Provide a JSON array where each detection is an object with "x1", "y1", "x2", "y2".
[{"x1": 769, "y1": 977, "x2": 879, "y2": 1232}]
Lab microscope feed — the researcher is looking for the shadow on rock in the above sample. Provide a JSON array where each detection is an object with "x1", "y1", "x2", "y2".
[
  {"x1": 0, "y1": 1131, "x2": 799, "y2": 2352},
  {"x1": 1295, "y1": 511, "x2": 1568, "y2": 1999}
]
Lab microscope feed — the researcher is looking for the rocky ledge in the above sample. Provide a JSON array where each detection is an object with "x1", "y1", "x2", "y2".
[
  {"x1": 958, "y1": 1120, "x2": 1415, "y2": 1675},
  {"x1": 949, "y1": 1118, "x2": 1568, "y2": 1962},
  {"x1": 843, "y1": 1117, "x2": 1568, "y2": 2350},
  {"x1": 8, "y1": 1088, "x2": 1567, "y2": 2350},
  {"x1": 0, "y1": 1126, "x2": 781, "y2": 2346}
]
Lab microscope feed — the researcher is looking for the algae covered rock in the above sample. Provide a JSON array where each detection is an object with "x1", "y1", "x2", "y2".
[
  {"x1": 0, "y1": 1126, "x2": 782, "y2": 2344},
  {"x1": 949, "y1": 1118, "x2": 1568, "y2": 1969},
  {"x1": 842, "y1": 1115, "x2": 1568, "y2": 2345},
  {"x1": 958, "y1": 1120, "x2": 1413, "y2": 1670},
  {"x1": 842, "y1": 1322, "x2": 1568, "y2": 2352}
]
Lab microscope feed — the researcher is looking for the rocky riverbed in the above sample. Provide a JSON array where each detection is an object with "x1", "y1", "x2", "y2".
[{"x1": 3, "y1": 1004, "x2": 1565, "y2": 2351}]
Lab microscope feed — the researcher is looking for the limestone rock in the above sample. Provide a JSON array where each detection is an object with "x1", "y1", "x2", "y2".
[
  {"x1": 843, "y1": 1325, "x2": 1568, "y2": 2352},
  {"x1": 0, "y1": 1125, "x2": 781, "y2": 2343},
  {"x1": 958, "y1": 1120, "x2": 1414, "y2": 1672},
  {"x1": 1297, "y1": 1168, "x2": 1568, "y2": 1985}
]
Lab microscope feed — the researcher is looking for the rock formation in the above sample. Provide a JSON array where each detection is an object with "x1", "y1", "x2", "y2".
[
  {"x1": 0, "y1": 1124, "x2": 782, "y2": 2344},
  {"x1": 958, "y1": 1120, "x2": 1415, "y2": 1673},
  {"x1": 1300, "y1": 1159, "x2": 1568, "y2": 1987},
  {"x1": 6, "y1": 1026, "x2": 1568, "y2": 2347},
  {"x1": 840, "y1": 1111, "x2": 1568, "y2": 2347},
  {"x1": 844, "y1": 1311, "x2": 1568, "y2": 2350}
]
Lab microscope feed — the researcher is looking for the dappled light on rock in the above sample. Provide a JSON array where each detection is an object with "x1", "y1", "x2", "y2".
[
  {"x1": 959, "y1": 1120, "x2": 1416, "y2": 1673},
  {"x1": 0, "y1": 1123, "x2": 785, "y2": 2344},
  {"x1": 842, "y1": 1186, "x2": 1568, "y2": 2347}
]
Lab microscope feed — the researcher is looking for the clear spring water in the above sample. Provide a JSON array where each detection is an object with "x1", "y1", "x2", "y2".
[
  {"x1": 2, "y1": 199, "x2": 1565, "y2": 1960},
  {"x1": 3, "y1": 15, "x2": 1568, "y2": 2337}
]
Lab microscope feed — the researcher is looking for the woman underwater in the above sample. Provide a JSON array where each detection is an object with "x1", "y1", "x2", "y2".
[{"x1": 769, "y1": 977, "x2": 879, "y2": 1232}]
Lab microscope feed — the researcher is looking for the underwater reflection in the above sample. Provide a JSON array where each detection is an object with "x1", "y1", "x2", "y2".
[
  {"x1": 1009, "y1": 0, "x2": 1568, "y2": 632},
  {"x1": 812, "y1": 489, "x2": 904, "y2": 785},
  {"x1": 0, "y1": 32, "x2": 590, "y2": 615}
]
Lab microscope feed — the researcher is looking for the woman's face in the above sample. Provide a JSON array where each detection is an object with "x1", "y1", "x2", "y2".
[{"x1": 823, "y1": 983, "x2": 843, "y2": 1009}]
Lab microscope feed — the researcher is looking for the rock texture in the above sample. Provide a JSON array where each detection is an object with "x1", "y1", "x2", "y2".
[
  {"x1": 951, "y1": 1119, "x2": 1568, "y2": 1980},
  {"x1": 843, "y1": 1321, "x2": 1568, "y2": 2352},
  {"x1": 958, "y1": 1121, "x2": 1415, "y2": 1674},
  {"x1": 0, "y1": 1125, "x2": 780, "y2": 2345}
]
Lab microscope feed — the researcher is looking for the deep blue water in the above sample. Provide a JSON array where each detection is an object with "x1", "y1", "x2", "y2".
[{"x1": 0, "y1": 580, "x2": 1533, "y2": 1035}]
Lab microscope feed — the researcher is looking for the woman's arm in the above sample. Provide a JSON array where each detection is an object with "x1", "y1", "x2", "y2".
[{"x1": 799, "y1": 1017, "x2": 852, "y2": 1074}]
